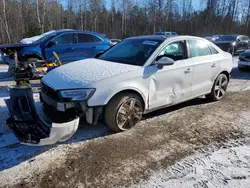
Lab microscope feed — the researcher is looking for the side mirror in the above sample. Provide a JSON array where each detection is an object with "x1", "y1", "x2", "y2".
[
  {"x1": 95, "y1": 51, "x2": 105, "y2": 58},
  {"x1": 156, "y1": 56, "x2": 174, "y2": 69},
  {"x1": 47, "y1": 41, "x2": 56, "y2": 48}
]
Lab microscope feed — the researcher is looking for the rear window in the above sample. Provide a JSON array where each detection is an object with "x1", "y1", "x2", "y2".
[{"x1": 188, "y1": 40, "x2": 212, "y2": 57}]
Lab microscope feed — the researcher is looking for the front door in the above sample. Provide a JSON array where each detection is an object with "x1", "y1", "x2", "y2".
[
  {"x1": 146, "y1": 41, "x2": 193, "y2": 109},
  {"x1": 45, "y1": 33, "x2": 78, "y2": 62}
]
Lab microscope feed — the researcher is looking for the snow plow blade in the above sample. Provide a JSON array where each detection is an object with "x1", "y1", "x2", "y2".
[{"x1": 5, "y1": 86, "x2": 79, "y2": 146}]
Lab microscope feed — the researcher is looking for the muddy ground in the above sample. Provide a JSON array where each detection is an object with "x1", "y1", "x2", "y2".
[{"x1": 1, "y1": 59, "x2": 250, "y2": 188}]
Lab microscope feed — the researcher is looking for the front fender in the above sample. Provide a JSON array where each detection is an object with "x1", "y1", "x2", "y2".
[
  {"x1": 19, "y1": 47, "x2": 43, "y2": 61},
  {"x1": 87, "y1": 84, "x2": 149, "y2": 110}
]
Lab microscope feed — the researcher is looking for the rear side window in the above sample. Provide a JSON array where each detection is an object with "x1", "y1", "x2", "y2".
[
  {"x1": 54, "y1": 33, "x2": 73, "y2": 45},
  {"x1": 209, "y1": 46, "x2": 219, "y2": 54},
  {"x1": 188, "y1": 40, "x2": 212, "y2": 57},
  {"x1": 78, "y1": 33, "x2": 96, "y2": 43}
]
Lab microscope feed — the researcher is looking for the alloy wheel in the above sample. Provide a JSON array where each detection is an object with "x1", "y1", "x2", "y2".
[
  {"x1": 116, "y1": 98, "x2": 143, "y2": 131},
  {"x1": 214, "y1": 74, "x2": 228, "y2": 100}
]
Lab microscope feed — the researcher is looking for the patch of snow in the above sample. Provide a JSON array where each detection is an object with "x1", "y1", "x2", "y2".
[
  {"x1": 20, "y1": 30, "x2": 56, "y2": 44},
  {"x1": 42, "y1": 58, "x2": 142, "y2": 90},
  {"x1": 137, "y1": 140, "x2": 250, "y2": 188}
]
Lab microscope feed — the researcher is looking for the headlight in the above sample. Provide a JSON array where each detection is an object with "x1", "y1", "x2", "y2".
[{"x1": 59, "y1": 89, "x2": 95, "y2": 101}]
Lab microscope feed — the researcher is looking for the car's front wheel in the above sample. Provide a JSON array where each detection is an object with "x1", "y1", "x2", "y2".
[
  {"x1": 104, "y1": 93, "x2": 143, "y2": 132},
  {"x1": 206, "y1": 73, "x2": 229, "y2": 101}
]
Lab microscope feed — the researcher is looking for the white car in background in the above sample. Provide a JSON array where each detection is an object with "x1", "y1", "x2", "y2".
[{"x1": 7, "y1": 35, "x2": 233, "y2": 146}]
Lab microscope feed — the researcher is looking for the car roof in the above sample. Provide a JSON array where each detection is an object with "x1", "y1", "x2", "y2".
[
  {"x1": 223, "y1": 34, "x2": 239, "y2": 37},
  {"x1": 126, "y1": 35, "x2": 170, "y2": 41},
  {"x1": 126, "y1": 35, "x2": 207, "y2": 42},
  {"x1": 54, "y1": 29, "x2": 106, "y2": 37}
]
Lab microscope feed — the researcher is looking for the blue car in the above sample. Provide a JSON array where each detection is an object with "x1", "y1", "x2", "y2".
[{"x1": 0, "y1": 29, "x2": 112, "y2": 64}]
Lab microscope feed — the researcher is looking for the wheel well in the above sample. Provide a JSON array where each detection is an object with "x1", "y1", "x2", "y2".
[
  {"x1": 24, "y1": 54, "x2": 43, "y2": 61},
  {"x1": 220, "y1": 71, "x2": 230, "y2": 80},
  {"x1": 107, "y1": 90, "x2": 146, "y2": 111}
]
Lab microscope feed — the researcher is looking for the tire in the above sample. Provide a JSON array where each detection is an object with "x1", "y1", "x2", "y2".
[
  {"x1": 206, "y1": 73, "x2": 229, "y2": 101},
  {"x1": 26, "y1": 58, "x2": 39, "y2": 64},
  {"x1": 104, "y1": 92, "x2": 143, "y2": 133}
]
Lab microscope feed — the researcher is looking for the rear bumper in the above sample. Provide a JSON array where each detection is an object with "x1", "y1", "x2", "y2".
[
  {"x1": 238, "y1": 61, "x2": 250, "y2": 67},
  {"x1": 5, "y1": 86, "x2": 80, "y2": 146}
]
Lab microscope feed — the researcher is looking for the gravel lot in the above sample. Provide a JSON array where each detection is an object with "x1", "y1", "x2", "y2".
[{"x1": 1, "y1": 57, "x2": 250, "y2": 188}]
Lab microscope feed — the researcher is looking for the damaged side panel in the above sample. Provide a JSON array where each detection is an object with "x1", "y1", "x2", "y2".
[
  {"x1": 5, "y1": 86, "x2": 79, "y2": 146},
  {"x1": 146, "y1": 61, "x2": 193, "y2": 110}
]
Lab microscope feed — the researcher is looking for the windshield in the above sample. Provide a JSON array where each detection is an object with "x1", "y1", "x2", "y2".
[
  {"x1": 99, "y1": 38, "x2": 163, "y2": 66},
  {"x1": 216, "y1": 35, "x2": 237, "y2": 41},
  {"x1": 20, "y1": 30, "x2": 57, "y2": 44}
]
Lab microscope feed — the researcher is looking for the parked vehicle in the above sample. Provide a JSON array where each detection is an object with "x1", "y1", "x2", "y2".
[
  {"x1": 211, "y1": 34, "x2": 223, "y2": 41},
  {"x1": 6, "y1": 35, "x2": 233, "y2": 145},
  {"x1": 154, "y1": 32, "x2": 178, "y2": 36},
  {"x1": 212, "y1": 34, "x2": 250, "y2": 54},
  {"x1": 0, "y1": 29, "x2": 112, "y2": 64},
  {"x1": 204, "y1": 37, "x2": 212, "y2": 41},
  {"x1": 238, "y1": 50, "x2": 250, "y2": 71}
]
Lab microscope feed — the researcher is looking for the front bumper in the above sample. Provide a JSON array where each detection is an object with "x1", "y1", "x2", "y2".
[{"x1": 5, "y1": 86, "x2": 80, "y2": 146}]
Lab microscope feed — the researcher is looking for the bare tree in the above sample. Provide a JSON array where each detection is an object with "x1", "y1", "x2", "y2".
[
  {"x1": 1, "y1": 0, "x2": 11, "y2": 43},
  {"x1": 36, "y1": 0, "x2": 47, "y2": 33}
]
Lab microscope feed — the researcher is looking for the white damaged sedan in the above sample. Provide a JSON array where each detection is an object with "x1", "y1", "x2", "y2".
[{"x1": 7, "y1": 35, "x2": 233, "y2": 145}]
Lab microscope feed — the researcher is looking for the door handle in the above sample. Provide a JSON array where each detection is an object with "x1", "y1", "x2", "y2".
[
  {"x1": 184, "y1": 68, "x2": 191, "y2": 74},
  {"x1": 92, "y1": 46, "x2": 96, "y2": 49},
  {"x1": 211, "y1": 63, "x2": 216, "y2": 68},
  {"x1": 66, "y1": 47, "x2": 74, "y2": 50}
]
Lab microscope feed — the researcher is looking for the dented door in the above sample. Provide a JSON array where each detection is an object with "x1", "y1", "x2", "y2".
[{"x1": 146, "y1": 41, "x2": 193, "y2": 110}]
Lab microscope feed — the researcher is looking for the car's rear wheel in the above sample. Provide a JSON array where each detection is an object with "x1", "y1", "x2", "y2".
[
  {"x1": 104, "y1": 93, "x2": 143, "y2": 132},
  {"x1": 206, "y1": 73, "x2": 229, "y2": 101}
]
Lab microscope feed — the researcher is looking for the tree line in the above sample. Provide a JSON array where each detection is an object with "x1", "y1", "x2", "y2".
[{"x1": 0, "y1": 0, "x2": 250, "y2": 44}]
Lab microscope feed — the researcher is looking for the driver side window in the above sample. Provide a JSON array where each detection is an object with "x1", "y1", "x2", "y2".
[
  {"x1": 158, "y1": 41, "x2": 184, "y2": 61},
  {"x1": 53, "y1": 33, "x2": 73, "y2": 45}
]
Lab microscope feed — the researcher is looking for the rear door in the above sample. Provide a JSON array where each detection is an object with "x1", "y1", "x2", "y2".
[
  {"x1": 44, "y1": 32, "x2": 78, "y2": 62},
  {"x1": 74, "y1": 33, "x2": 107, "y2": 58},
  {"x1": 147, "y1": 40, "x2": 194, "y2": 109},
  {"x1": 187, "y1": 39, "x2": 221, "y2": 96}
]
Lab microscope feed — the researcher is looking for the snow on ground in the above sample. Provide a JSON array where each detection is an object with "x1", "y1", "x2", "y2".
[{"x1": 136, "y1": 140, "x2": 250, "y2": 188}]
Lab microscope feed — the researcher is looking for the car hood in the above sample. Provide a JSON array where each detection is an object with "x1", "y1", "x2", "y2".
[
  {"x1": 42, "y1": 58, "x2": 142, "y2": 90},
  {"x1": 0, "y1": 43, "x2": 37, "y2": 50}
]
